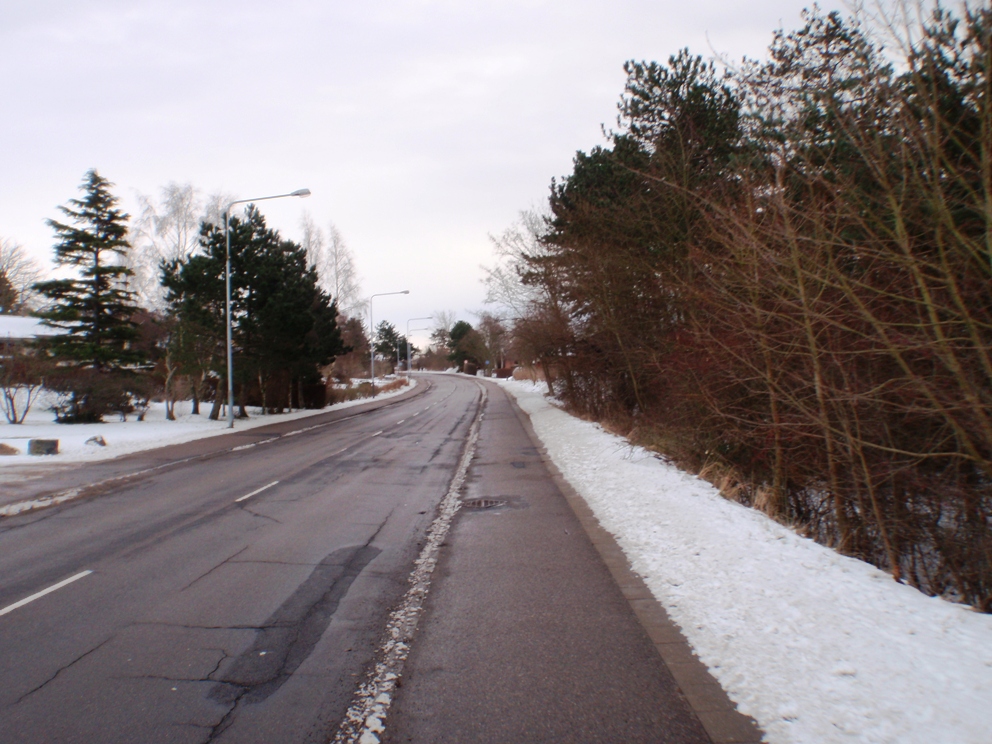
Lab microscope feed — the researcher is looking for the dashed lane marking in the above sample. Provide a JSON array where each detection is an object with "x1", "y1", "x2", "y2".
[
  {"x1": 235, "y1": 481, "x2": 280, "y2": 503},
  {"x1": 0, "y1": 571, "x2": 93, "y2": 618}
]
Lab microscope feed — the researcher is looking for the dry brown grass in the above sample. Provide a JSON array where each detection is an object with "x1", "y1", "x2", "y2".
[{"x1": 327, "y1": 377, "x2": 409, "y2": 404}]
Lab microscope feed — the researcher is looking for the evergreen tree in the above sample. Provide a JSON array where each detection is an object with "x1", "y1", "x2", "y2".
[
  {"x1": 33, "y1": 171, "x2": 146, "y2": 422},
  {"x1": 163, "y1": 206, "x2": 343, "y2": 417},
  {"x1": 34, "y1": 170, "x2": 144, "y2": 370},
  {"x1": 448, "y1": 320, "x2": 483, "y2": 368},
  {"x1": 373, "y1": 321, "x2": 405, "y2": 361}
]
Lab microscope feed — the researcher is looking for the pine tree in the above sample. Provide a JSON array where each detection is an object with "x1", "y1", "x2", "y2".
[
  {"x1": 35, "y1": 170, "x2": 144, "y2": 370},
  {"x1": 163, "y1": 206, "x2": 343, "y2": 417},
  {"x1": 373, "y1": 321, "x2": 404, "y2": 360}
]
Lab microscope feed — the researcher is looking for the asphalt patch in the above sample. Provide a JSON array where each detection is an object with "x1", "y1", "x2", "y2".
[{"x1": 209, "y1": 544, "x2": 381, "y2": 706}]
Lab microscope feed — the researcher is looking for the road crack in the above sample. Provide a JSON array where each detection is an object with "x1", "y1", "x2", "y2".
[
  {"x1": 240, "y1": 507, "x2": 282, "y2": 524},
  {"x1": 181, "y1": 546, "x2": 250, "y2": 592},
  {"x1": 16, "y1": 637, "x2": 112, "y2": 704}
]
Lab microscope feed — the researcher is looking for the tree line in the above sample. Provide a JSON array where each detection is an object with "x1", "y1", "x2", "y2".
[
  {"x1": 489, "y1": 6, "x2": 992, "y2": 610},
  {"x1": 2, "y1": 171, "x2": 360, "y2": 424}
]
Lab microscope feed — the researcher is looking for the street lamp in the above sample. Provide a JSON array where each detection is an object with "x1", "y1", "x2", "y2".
[
  {"x1": 406, "y1": 316, "x2": 432, "y2": 373},
  {"x1": 224, "y1": 188, "x2": 310, "y2": 428},
  {"x1": 369, "y1": 290, "x2": 409, "y2": 396}
]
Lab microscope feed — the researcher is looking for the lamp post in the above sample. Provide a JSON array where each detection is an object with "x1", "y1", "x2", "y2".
[
  {"x1": 406, "y1": 316, "x2": 432, "y2": 373},
  {"x1": 369, "y1": 290, "x2": 409, "y2": 396},
  {"x1": 224, "y1": 188, "x2": 310, "y2": 428}
]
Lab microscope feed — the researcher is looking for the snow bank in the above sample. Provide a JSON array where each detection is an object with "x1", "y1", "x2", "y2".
[
  {"x1": 0, "y1": 378, "x2": 415, "y2": 466},
  {"x1": 501, "y1": 379, "x2": 992, "y2": 744}
]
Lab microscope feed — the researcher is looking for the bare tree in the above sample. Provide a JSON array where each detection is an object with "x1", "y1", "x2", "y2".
[
  {"x1": 299, "y1": 213, "x2": 364, "y2": 319},
  {"x1": 300, "y1": 211, "x2": 325, "y2": 272},
  {"x1": 130, "y1": 183, "x2": 203, "y2": 309},
  {"x1": 483, "y1": 210, "x2": 548, "y2": 318},
  {"x1": 430, "y1": 310, "x2": 456, "y2": 352},
  {"x1": 475, "y1": 311, "x2": 508, "y2": 370},
  {"x1": 0, "y1": 340, "x2": 46, "y2": 423},
  {"x1": 326, "y1": 222, "x2": 363, "y2": 318},
  {"x1": 484, "y1": 211, "x2": 576, "y2": 395},
  {"x1": 0, "y1": 237, "x2": 42, "y2": 314}
]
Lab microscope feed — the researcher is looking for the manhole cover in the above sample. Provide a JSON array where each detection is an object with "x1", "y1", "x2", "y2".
[{"x1": 462, "y1": 498, "x2": 508, "y2": 510}]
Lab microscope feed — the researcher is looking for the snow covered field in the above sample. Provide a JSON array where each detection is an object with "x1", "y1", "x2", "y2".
[
  {"x1": 500, "y1": 379, "x2": 992, "y2": 744},
  {"x1": 0, "y1": 378, "x2": 415, "y2": 466}
]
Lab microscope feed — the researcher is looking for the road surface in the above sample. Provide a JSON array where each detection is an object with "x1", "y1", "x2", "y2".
[{"x1": 0, "y1": 374, "x2": 739, "y2": 743}]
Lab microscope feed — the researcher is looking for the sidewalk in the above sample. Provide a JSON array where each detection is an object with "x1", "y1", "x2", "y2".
[{"x1": 384, "y1": 381, "x2": 761, "y2": 743}]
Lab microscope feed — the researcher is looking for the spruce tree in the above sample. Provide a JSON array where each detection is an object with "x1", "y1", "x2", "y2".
[
  {"x1": 34, "y1": 170, "x2": 145, "y2": 421},
  {"x1": 35, "y1": 170, "x2": 144, "y2": 370}
]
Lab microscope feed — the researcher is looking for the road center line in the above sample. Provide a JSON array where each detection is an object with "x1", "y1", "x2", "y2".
[
  {"x1": 0, "y1": 571, "x2": 93, "y2": 618},
  {"x1": 395, "y1": 419, "x2": 405, "y2": 425},
  {"x1": 370, "y1": 430, "x2": 384, "y2": 437},
  {"x1": 235, "y1": 481, "x2": 280, "y2": 503}
]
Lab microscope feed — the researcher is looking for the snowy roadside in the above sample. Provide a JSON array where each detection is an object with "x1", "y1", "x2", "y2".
[
  {"x1": 0, "y1": 378, "x2": 416, "y2": 467},
  {"x1": 499, "y1": 379, "x2": 992, "y2": 744}
]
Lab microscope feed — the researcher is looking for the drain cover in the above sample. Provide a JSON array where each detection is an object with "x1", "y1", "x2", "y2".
[{"x1": 462, "y1": 498, "x2": 508, "y2": 510}]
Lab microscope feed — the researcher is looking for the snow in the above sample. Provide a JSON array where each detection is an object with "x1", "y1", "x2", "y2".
[
  {"x1": 0, "y1": 315, "x2": 61, "y2": 340},
  {"x1": 0, "y1": 378, "x2": 415, "y2": 466},
  {"x1": 499, "y1": 379, "x2": 992, "y2": 744}
]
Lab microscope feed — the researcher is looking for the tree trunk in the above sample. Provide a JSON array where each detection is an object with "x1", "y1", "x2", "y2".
[{"x1": 208, "y1": 394, "x2": 221, "y2": 421}]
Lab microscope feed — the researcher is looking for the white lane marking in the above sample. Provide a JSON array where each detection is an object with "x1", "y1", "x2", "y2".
[
  {"x1": 235, "y1": 481, "x2": 280, "y2": 503},
  {"x1": 395, "y1": 419, "x2": 405, "y2": 425},
  {"x1": 0, "y1": 571, "x2": 93, "y2": 618},
  {"x1": 370, "y1": 430, "x2": 383, "y2": 437}
]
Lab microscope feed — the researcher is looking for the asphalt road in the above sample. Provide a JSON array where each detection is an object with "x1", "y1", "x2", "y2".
[
  {"x1": 0, "y1": 374, "x2": 718, "y2": 744},
  {"x1": 0, "y1": 376, "x2": 478, "y2": 743}
]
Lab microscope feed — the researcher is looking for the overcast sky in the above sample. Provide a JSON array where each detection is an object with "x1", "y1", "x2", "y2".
[{"x1": 1, "y1": 0, "x2": 846, "y2": 346}]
